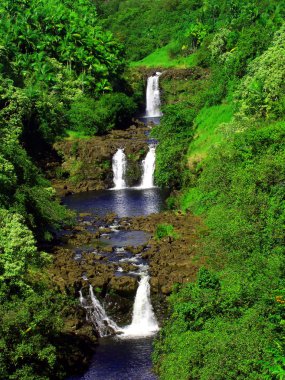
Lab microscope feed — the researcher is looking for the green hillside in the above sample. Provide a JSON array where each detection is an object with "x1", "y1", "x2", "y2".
[{"x1": 98, "y1": 1, "x2": 285, "y2": 379}]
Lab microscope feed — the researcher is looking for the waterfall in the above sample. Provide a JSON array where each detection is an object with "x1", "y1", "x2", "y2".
[
  {"x1": 112, "y1": 148, "x2": 127, "y2": 190},
  {"x1": 79, "y1": 290, "x2": 87, "y2": 306},
  {"x1": 139, "y1": 145, "x2": 156, "y2": 189},
  {"x1": 121, "y1": 274, "x2": 159, "y2": 338},
  {"x1": 81, "y1": 285, "x2": 122, "y2": 337},
  {"x1": 80, "y1": 277, "x2": 159, "y2": 338},
  {"x1": 146, "y1": 72, "x2": 162, "y2": 117}
]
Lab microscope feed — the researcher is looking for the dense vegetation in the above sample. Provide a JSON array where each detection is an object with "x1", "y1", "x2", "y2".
[
  {"x1": 151, "y1": 4, "x2": 285, "y2": 380},
  {"x1": 94, "y1": 0, "x2": 285, "y2": 378},
  {"x1": 0, "y1": 0, "x2": 128, "y2": 378},
  {"x1": 1, "y1": 0, "x2": 285, "y2": 379},
  {"x1": 154, "y1": 121, "x2": 285, "y2": 379}
]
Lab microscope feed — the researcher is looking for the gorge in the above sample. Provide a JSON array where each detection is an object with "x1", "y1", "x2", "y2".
[
  {"x1": 2, "y1": 1, "x2": 283, "y2": 379},
  {"x1": 54, "y1": 74, "x2": 167, "y2": 379}
]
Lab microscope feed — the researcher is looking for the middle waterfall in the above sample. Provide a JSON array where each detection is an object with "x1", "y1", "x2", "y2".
[
  {"x1": 112, "y1": 148, "x2": 127, "y2": 190},
  {"x1": 139, "y1": 145, "x2": 156, "y2": 189}
]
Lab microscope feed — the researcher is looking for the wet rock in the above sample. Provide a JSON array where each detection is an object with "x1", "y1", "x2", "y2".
[
  {"x1": 109, "y1": 276, "x2": 138, "y2": 297},
  {"x1": 51, "y1": 125, "x2": 149, "y2": 194},
  {"x1": 101, "y1": 245, "x2": 113, "y2": 253},
  {"x1": 99, "y1": 227, "x2": 112, "y2": 234},
  {"x1": 104, "y1": 293, "x2": 133, "y2": 325},
  {"x1": 161, "y1": 285, "x2": 172, "y2": 295},
  {"x1": 79, "y1": 212, "x2": 92, "y2": 218},
  {"x1": 104, "y1": 213, "x2": 117, "y2": 224},
  {"x1": 94, "y1": 254, "x2": 105, "y2": 261},
  {"x1": 126, "y1": 244, "x2": 146, "y2": 255},
  {"x1": 89, "y1": 274, "x2": 111, "y2": 289},
  {"x1": 119, "y1": 263, "x2": 138, "y2": 273}
]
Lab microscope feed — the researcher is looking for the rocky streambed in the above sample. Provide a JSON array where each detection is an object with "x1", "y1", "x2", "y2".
[{"x1": 48, "y1": 193, "x2": 202, "y2": 347}]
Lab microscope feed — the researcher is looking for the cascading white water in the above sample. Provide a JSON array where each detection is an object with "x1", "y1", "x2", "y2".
[
  {"x1": 121, "y1": 274, "x2": 159, "y2": 338},
  {"x1": 79, "y1": 290, "x2": 87, "y2": 307},
  {"x1": 139, "y1": 145, "x2": 156, "y2": 189},
  {"x1": 81, "y1": 285, "x2": 122, "y2": 337},
  {"x1": 80, "y1": 277, "x2": 159, "y2": 339},
  {"x1": 146, "y1": 72, "x2": 162, "y2": 117},
  {"x1": 112, "y1": 148, "x2": 127, "y2": 190}
]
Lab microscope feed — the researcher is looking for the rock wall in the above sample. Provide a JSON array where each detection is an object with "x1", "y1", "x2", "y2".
[{"x1": 51, "y1": 124, "x2": 149, "y2": 195}]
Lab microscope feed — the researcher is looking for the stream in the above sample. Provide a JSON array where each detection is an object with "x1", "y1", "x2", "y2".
[
  {"x1": 64, "y1": 188, "x2": 166, "y2": 380},
  {"x1": 64, "y1": 72, "x2": 164, "y2": 379}
]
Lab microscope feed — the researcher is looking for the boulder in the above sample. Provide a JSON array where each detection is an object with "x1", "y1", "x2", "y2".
[{"x1": 109, "y1": 276, "x2": 138, "y2": 297}]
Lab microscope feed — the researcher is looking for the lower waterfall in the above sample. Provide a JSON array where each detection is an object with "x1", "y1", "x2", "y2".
[
  {"x1": 80, "y1": 285, "x2": 122, "y2": 337},
  {"x1": 80, "y1": 275, "x2": 158, "y2": 339},
  {"x1": 121, "y1": 274, "x2": 159, "y2": 338}
]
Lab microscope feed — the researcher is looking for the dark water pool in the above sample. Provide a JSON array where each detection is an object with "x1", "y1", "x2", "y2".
[
  {"x1": 69, "y1": 337, "x2": 157, "y2": 380},
  {"x1": 63, "y1": 188, "x2": 167, "y2": 218}
]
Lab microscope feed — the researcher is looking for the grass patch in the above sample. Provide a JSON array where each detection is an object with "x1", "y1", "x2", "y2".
[
  {"x1": 155, "y1": 224, "x2": 179, "y2": 240},
  {"x1": 187, "y1": 103, "x2": 234, "y2": 163},
  {"x1": 64, "y1": 129, "x2": 90, "y2": 140},
  {"x1": 130, "y1": 42, "x2": 198, "y2": 68}
]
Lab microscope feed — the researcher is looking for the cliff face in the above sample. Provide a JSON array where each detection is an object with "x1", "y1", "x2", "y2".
[{"x1": 51, "y1": 125, "x2": 149, "y2": 195}]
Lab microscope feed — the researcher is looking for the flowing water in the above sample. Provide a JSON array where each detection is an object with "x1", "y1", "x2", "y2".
[
  {"x1": 121, "y1": 275, "x2": 159, "y2": 338},
  {"x1": 66, "y1": 74, "x2": 164, "y2": 379},
  {"x1": 139, "y1": 72, "x2": 162, "y2": 124},
  {"x1": 112, "y1": 148, "x2": 127, "y2": 190},
  {"x1": 69, "y1": 337, "x2": 156, "y2": 380},
  {"x1": 64, "y1": 187, "x2": 167, "y2": 380},
  {"x1": 138, "y1": 145, "x2": 156, "y2": 189},
  {"x1": 85, "y1": 285, "x2": 123, "y2": 337},
  {"x1": 146, "y1": 72, "x2": 162, "y2": 118}
]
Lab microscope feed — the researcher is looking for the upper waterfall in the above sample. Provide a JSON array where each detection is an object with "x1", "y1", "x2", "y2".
[
  {"x1": 146, "y1": 72, "x2": 162, "y2": 117},
  {"x1": 112, "y1": 148, "x2": 127, "y2": 190}
]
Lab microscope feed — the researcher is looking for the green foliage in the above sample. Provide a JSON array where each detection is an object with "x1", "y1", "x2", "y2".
[
  {"x1": 236, "y1": 25, "x2": 285, "y2": 120},
  {"x1": 0, "y1": 0, "x2": 129, "y2": 146},
  {"x1": 0, "y1": 0, "x2": 125, "y2": 92},
  {"x1": 68, "y1": 92, "x2": 136, "y2": 135},
  {"x1": 131, "y1": 43, "x2": 198, "y2": 68},
  {"x1": 65, "y1": 130, "x2": 90, "y2": 140},
  {"x1": 0, "y1": 291, "x2": 68, "y2": 380},
  {"x1": 0, "y1": 210, "x2": 37, "y2": 297},
  {"x1": 152, "y1": 104, "x2": 195, "y2": 188},
  {"x1": 0, "y1": 208, "x2": 70, "y2": 379},
  {"x1": 155, "y1": 121, "x2": 285, "y2": 379},
  {"x1": 187, "y1": 103, "x2": 234, "y2": 161},
  {"x1": 151, "y1": 71, "x2": 210, "y2": 189},
  {"x1": 155, "y1": 224, "x2": 178, "y2": 240},
  {"x1": 97, "y1": 0, "x2": 285, "y2": 73}
]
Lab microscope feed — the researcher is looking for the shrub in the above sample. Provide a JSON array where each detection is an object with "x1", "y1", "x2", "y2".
[
  {"x1": 68, "y1": 93, "x2": 136, "y2": 135},
  {"x1": 155, "y1": 224, "x2": 178, "y2": 240}
]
